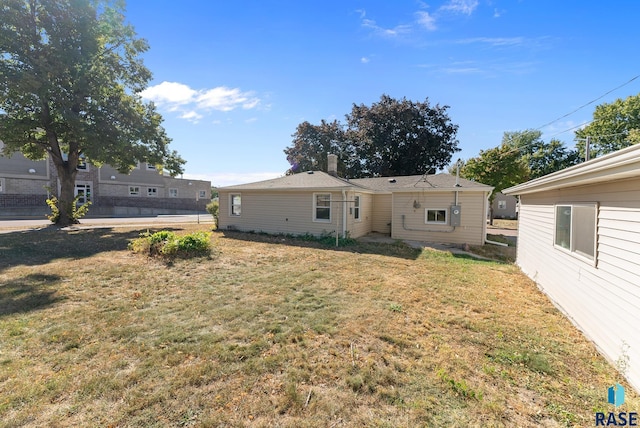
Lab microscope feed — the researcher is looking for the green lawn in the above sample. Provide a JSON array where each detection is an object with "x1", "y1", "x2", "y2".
[{"x1": 0, "y1": 225, "x2": 636, "y2": 427}]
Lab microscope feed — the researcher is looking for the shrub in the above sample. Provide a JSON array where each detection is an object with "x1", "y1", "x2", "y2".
[
  {"x1": 46, "y1": 194, "x2": 92, "y2": 224},
  {"x1": 129, "y1": 230, "x2": 212, "y2": 258},
  {"x1": 206, "y1": 201, "x2": 219, "y2": 228}
]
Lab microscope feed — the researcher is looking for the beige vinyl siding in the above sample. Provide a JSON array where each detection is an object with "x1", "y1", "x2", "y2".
[
  {"x1": 218, "y1": 190, "x2": 346, "y2": 237},
  {"x1": 371, "y1": 194, "x2": 392, "y2": 234},
  {"x1": 346, "y1": 192, "x2": 373, "y2": 238},
  {"x1": 516, "y1": 177, "x2": 640, "y2": 392},
  {"x1": 391, "y1": 191, "x2": 487, "y2": 245}
]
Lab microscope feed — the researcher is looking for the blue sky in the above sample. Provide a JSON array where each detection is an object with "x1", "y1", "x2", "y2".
[{"x1": 126, "y1": 1, "x2": 640, "y2": 186}]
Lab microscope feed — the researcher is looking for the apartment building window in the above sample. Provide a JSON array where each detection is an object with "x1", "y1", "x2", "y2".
[
  {"x1": 169, "y1": 188, "x2": 178, "y2": 198},
  {"x1": 147, "y1": 187, "x2": 158, "y2": 197},
  {"x1": 146, "y1": 163, "x2": 156, "y2": 171},
  {"x1": 199, "y1": 190, "x2": 207, "y2": 199},
  {"x1": 129, "y1": 186, "x2": 140, "y2": 196},
  {"x1": 498, "y1": 200, "x2": 507, "y2": 210}
]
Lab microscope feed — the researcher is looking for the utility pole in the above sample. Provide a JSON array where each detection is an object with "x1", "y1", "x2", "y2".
[{"x1": 585, "y1": 136, "x2": 591, "y2": 162}]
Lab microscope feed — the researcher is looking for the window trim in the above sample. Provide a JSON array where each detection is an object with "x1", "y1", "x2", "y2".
[
  {"x1": 230, "y1": 193, "x2": 242, "y2": 216},
  {"x1": 553, "y1": 202, "x2": 598, "y2": 265},
  {"x1": 169, "y1": 188, "x2": 178, "y2": 198},
  {"x1": 353, "y1": 194, "x2": 361, "y2": 222},
  {"x1": 147, "y1": 187, "x2": 158, "y2": 197},
  {"x1": 129, "y1": 186, "x2": 140, "y2": 196},
  {"x1": 425, "y1": 208, "x2": 448, "y2": 225},
  {"x1": 497, "y1": 200, "x2": 507, "y2": 210},
  {"x1": 0, "y1": 177, "x2": 4, "y2": 193},
  {"x1": 313, "y1": 192, "x2": 332, "y2": 223},
  {"x1": 198, "y1": 190, "x2": 207, "y2": 200}
]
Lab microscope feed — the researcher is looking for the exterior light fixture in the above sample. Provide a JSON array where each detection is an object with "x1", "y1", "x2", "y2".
[{"x1": 28, "y1": 168, "x2": 36, "y2": 174}]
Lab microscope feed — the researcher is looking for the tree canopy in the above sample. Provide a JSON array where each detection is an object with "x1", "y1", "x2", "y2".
[
  {"x1": 0, "y1": 0, "x2": 184, "y2": 225},
  {"x1": 575, "y1": 93, "x2": 640, "y2": 158},
  {"x1": 284, "y1": 94, "x2": 460, "y2": 178}
]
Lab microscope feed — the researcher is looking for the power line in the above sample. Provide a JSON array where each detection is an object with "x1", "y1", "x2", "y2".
[{"x1": 536, "y1": 74, "x2": 640, "y2": 131}]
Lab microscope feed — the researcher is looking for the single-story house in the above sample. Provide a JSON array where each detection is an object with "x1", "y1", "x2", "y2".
[
  {"x1": 218, "y1": 158, "x2": 493, "y2": 245},
  {"x1": 492, "y1": 192, "x2": 518, "y2": 219},
  {"x1": 0, "y1": 142, "x2": 210, "y2": 217},
  {"x1": 503, "y1": 143, "x2": 640, "y2": 392}
]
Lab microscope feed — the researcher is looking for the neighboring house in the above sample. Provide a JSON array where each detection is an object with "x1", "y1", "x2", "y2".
[
  {"x1": 503, "y1": 144, "x2": 640, "y2": 392},
  {"x1": 218, "y1": 158, "x2": 493, "y2": 245},
  {"x1": 0, "y1": 144, "x2": 210, "y2": 217},
  {"x1": 492, "y1": 192, "x2": 518, "y2": 219}
]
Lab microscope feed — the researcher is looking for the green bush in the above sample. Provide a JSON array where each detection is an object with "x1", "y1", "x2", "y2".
[
  {"x1": 206, "y1": 201, "x2": 219, "y2": 228},
  {"x1": 129, "y1": 230, "x2": 212, "y2": 258},
  {"x1": 46, "y1": 194, "x2": 92, "y2": 224}
]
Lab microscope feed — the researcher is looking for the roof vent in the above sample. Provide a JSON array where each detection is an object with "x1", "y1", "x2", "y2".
[
  {"x1": 307, "y1": 171, "x2": 314, "y2": 174},
  {"x1": 388, "y1": 178, "x2": 396, "y2": 183}
]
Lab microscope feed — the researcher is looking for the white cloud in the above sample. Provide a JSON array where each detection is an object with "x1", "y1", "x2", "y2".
[
  {"x1": 416, "y1": 11, "x2": 437, "y2": 31},
  {"x1": 439, "y1": 0, "x2": 479, "y2": 15},
  {"x1": 361, "y1": 57, "x2": 370, "y2": 64},
  {"x1": 140, "y1": 81, "x2": 261, "y2": 121},
  {"x1": 455, "y1": 37, "x2": 526, "y2": 47},
  {"x1": 139, "y1": 81, "x2": 197, "y2": 105},
  {"x1": 179, "y1": 111, "x2": 203, "y2": 123},
  {"x1": 361, "y1": 18, "x2": 411, "y2": 38}
]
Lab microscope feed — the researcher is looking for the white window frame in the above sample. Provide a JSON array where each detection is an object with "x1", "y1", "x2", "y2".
[
  {"x1": 74, "y1": 181, "x2": 92, "y2": 205},
  {"x1": 0, "y1": 178, "x2": 4, "y2": 193},
  {"x1": 129, "y1": 186, "x2": 140, "y2": 196},
  {"x1": 230, "y1": 194, "x2": 241, "y2": 216},
  {"x1": 169, "y1": 188, "x2": 178, "y2": 198},
  {"x1": 497, "y1": 200, "x2": 507, "y2": 210},
  {"x1": 353, "y1": 194, "x2": 361, "y2": 221},
  {"x1": 146, "y1": 163, "x2": 157, "y2": 171},
  {"x1": 554, "y1": 203, "x2": 598, "y2": 265},
  {"x1": 147, "y1": 187, "x2": 158, "y2": 197},
  {"x1": 199, "y1": 190, "x2": 207, "y2": 199},
  {"x1": 425, "y1": 208, "x2": 448, "y2": 225},
  {"x1": 313, "y1": 193, "x2": 331, "y2": 223}
]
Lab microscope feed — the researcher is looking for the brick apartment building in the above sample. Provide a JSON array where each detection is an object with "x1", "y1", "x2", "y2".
[{"x1": 0, "y1": 145, "x2": 210, "y2": 218}]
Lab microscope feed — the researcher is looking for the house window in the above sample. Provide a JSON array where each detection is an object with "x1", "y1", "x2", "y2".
[
  {"x1": 353, "y1": 195, "x2": 361, "y2": 221},
  {"x1": 425, "y1": 209, "x2": 447, "y2": 224},
  {"x1": 169, "y1": 188, "x2": 178, "y2": 198},
  {"x1": 554, "y1": 203, "x2": 597, "y2": 261},
  {"x1": 74, "y1": 182, "x2": 92, "y2": 205},
  {"x1": 77, "y1": 156, "x2": 88, "y2": 171},
  {"x1": 199, "y1": 190, "x2": 206, "y2": 199},
  {"x1": 0, "y1": 178, "x2": 5, "y2": 193},
  {"x1": 314, "y1": 193, "x2": 331, "y2": 222},
  {"x1": 129, "y1": 186, "x2": 140, "y2": 196},
  {"x1": 230, "y1": 194, "x2": 241, "y2": 216},
  {"x1": 498, "y1": 200, "x2": 506, "y2": 210},
  {"x1": 147, "y1": 187, "x2": 158, "y2": 197},
  {"x1": 146, "y1": 163, "x2": 156, "y2": 171}
]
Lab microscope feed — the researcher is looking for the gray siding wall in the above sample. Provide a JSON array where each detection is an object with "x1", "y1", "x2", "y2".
[
  {"x1": 219, "y1": 190, "x2": 348, "y2": 237},
  {"x1": 516, "y1": 178, "x2": 640, "y2": 392},
  {"x1": 391, "y1": 191, "x2": 487, "y2": 245}
]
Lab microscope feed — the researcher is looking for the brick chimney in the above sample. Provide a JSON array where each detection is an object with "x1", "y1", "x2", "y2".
[{"x1": 327, "y1": 154, "x2": 338, "y2": 177}]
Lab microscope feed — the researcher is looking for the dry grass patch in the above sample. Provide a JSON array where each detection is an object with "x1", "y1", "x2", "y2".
[{"x1": 0, "y1": 226, "x2": 636, "y2": 427}]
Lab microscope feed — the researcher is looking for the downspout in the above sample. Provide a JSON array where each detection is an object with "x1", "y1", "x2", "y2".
[{"x1": 342, "y1": 189, "x2": 347, "y2": 238}]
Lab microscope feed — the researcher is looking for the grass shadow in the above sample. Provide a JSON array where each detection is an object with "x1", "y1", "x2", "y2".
[
  {"x1": 0, "y1": 273, "x2": 63, "y2": 316},
  {"x1": 0, "y1": 226, "x2": 183, "y2": 273},
  {"x1": 219, "y1": 230, "x2": 423, "y2": 260}
]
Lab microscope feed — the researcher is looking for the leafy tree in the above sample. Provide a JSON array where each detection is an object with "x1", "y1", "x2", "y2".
[
  {"x1": 575, "y1": 93, "x2": 640, "y2": 159},
  {"x1": 460, "y1": 143, "x2": 529, "y2": 224},
  {"x1": 503, "y1": 130, "x2": 578, "y2": 179},
  {"x1": 0, "y1": 0, "x2": 184, "y2": 226},
  {"x1": 284, "y1": 94, "x2": 460, "y2": 178},
  {"x1": 284, "y1": 120, "x2": 357, "y2": 176},
  {"x1": 346, "y1": 95, "x2": 459, "y2": 176}
]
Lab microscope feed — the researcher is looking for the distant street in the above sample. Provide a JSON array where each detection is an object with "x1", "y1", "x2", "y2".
[{"x1": 0, "y1": 214, "x2": 214, "y2": 233}]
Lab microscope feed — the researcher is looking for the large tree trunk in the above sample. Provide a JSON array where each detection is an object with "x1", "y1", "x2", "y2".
[{"x1": 54, "y1": 162, "x2": 79, "y2": 227}]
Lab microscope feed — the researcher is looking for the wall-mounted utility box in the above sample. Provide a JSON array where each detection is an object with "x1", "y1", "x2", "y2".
[{"x1": 450, "y1": 205, "x2": 461, "y2": 227}]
